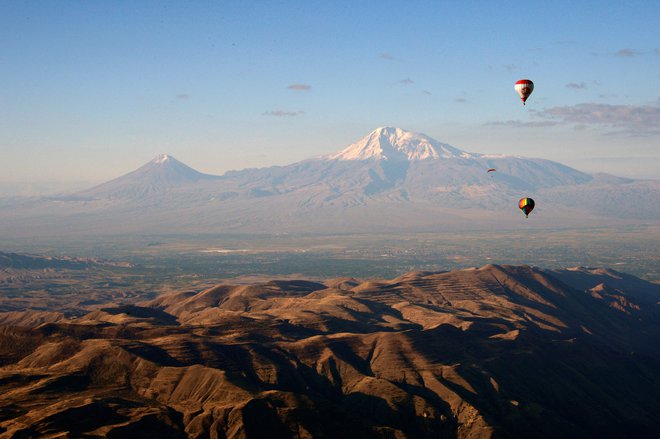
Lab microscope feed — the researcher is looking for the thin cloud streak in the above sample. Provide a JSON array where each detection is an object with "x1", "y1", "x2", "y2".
[
  {"x1": 484, "y1": 120, "x2": 559, "y2": 128},
  {"x1": 398, "y1": 78, "x2": 414, "y2": 85},
  {"x1": 263, "y1": 110, "x2": 305, "y2": 117},
  {"x1": 533, "y1": 102, "x2": 660, "y2": 136},
  {"x1": 538, "y1": 103, "x2": 660, "y2": 127},
  {"x1": 379, "y1": 53, "x2": 395, "y2": 60},
  {"x1": 566, "y1": 82, "x2": 587, "y2": 89},
  {"x1": 616, "y1": 48, "x2": 641, "y2": 57},
  {"x1": 287, "y1": 84, "x2": 312, "y2": 91}
]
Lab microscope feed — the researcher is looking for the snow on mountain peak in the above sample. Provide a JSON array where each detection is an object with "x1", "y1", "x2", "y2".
[
  {"x1": 327, "y1": 127, "x2": 474, "y2": 161},
  {"x1": 153, "y1": 154, "x2": 172, "y2": 164}
]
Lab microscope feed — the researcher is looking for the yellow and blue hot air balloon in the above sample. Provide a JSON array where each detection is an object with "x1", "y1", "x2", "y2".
[{"x1": 518, "y1": 197, "x2": 535, "y2": 218}]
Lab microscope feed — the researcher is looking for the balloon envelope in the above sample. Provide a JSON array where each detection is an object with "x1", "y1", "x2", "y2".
[
  {"x1": 514, "y1": 79, "x2": 534, "y2": 105},
  {"x1": 518, "y1": 197, "x2": 535, "y2": 217}
]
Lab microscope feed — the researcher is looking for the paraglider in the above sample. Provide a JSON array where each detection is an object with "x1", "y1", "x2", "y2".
[
  {"x1": 514, "y1": 79, "x2": 534, "y2": 105},
  {"x1": 487, "y1": 168, "x2": 497, "y2": 173},
  {"x1": 518, "y1": 197, "x2": 535, "y2": 218}
]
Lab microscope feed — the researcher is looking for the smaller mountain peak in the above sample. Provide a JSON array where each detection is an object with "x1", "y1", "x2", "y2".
[
  {"x1": 78, "y1": 153, "x2": 220, "y2": 199},
  {"x1": 153, "y1": 154, "x2": 173, "y2": 164}
]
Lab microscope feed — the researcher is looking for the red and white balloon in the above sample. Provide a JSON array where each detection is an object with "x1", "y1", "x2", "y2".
[{"x1": 514, "y1": 79, "x2": 534, "y2": 105}]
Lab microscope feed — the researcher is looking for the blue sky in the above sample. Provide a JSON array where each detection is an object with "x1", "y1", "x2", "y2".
[{"x1": 1, "y1": 0, "x2": 658, "y2": 187}]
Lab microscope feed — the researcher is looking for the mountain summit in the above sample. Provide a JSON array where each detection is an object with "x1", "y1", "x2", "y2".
[
  {"x1": 136, "y1": 154, "x2": 217, "y2": 184},
  {"x1": 327, "y1": 127, "x2": 474, "y2": 161},
  {"x1": 78, "y1": 153, "x2": 220, "y2": 199},
  {"x1": 152, "y1": 153, "x2": 173, "y2": 164}
]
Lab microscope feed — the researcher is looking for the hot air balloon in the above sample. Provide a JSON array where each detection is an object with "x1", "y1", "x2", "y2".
[
  {"x1": 518, "y1": 197, "x2": 535, "y2": 218},
  {"x1": 514, "y1": 79, "x2": 534, "y2": 105}
]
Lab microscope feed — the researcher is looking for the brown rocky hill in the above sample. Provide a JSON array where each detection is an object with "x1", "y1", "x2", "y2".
[{"x1": 0, "y1": 265, "x2": 658, "y2": 438}]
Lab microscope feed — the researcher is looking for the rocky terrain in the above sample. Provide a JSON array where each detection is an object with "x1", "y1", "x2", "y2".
[{"x1": 0, "y1": 264, "x2": 658, "y2": 438}]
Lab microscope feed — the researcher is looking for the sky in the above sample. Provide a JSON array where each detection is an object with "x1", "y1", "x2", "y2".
[{"x1": 1, "y1": 0, "x2": 659, "y2": 191}]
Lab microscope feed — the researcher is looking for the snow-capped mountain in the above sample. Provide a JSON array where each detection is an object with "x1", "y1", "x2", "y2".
[
  {"x1": 0, "y1": 127, "x2": 657, "y2": 236},
  {"x1": 78, "y1": 153, "x2": 221, "y2": 199},
  {"x1": 326, "y1": 126, "x2": 474, "y2": 161}
]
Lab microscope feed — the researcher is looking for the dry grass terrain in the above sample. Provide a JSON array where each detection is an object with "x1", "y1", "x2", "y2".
[{"x1": 0, "y1": 264, "x2": 659, "y2": 438}]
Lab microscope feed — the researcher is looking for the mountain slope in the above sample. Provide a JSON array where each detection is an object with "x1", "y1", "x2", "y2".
[
  {"x1": 1, "y1": 264, "x2": 658, "y2": 437},
  {"x1": 78, "y1": 154, "x2": 221, "y2": 199}
]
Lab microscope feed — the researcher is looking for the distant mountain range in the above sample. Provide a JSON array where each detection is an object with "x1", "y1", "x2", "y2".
[
  {"x1": 0, "y1": 251, "x2": 131, "y2": 270},
  {"x1": 0, "y1": 127, "x2": 658, "y2": 236}
]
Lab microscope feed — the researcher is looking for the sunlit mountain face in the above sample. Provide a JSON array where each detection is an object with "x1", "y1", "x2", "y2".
[{"x1": 326, "y1": 126, "x2": 474, "y2": 161}]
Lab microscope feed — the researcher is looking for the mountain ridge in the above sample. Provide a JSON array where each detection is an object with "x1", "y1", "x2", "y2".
[
  {"x1": 0, "y1": 127, "x2": 657, "y2": 236},
  {"x1": 1, "y1": 264, "x2": 658, "y2": 437},
  {"x1": 67, "y1": 127, "x2": 598, "y2": 202},
  {"x1": 70, "y1": 127, "x2": 635, "y2": 200}
]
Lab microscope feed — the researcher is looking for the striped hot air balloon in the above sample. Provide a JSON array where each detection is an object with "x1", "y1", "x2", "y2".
[
  {"x1": 514, "y1": 79, "x2": 534, "y2": 105},
  {"x1": 518, "y1": 197, "x2": 535, "y2": 218}
]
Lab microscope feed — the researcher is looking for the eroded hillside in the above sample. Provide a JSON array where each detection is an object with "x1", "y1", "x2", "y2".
[{"x1": 1, "y1": 265, "x2": 659, "y2": 438}]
